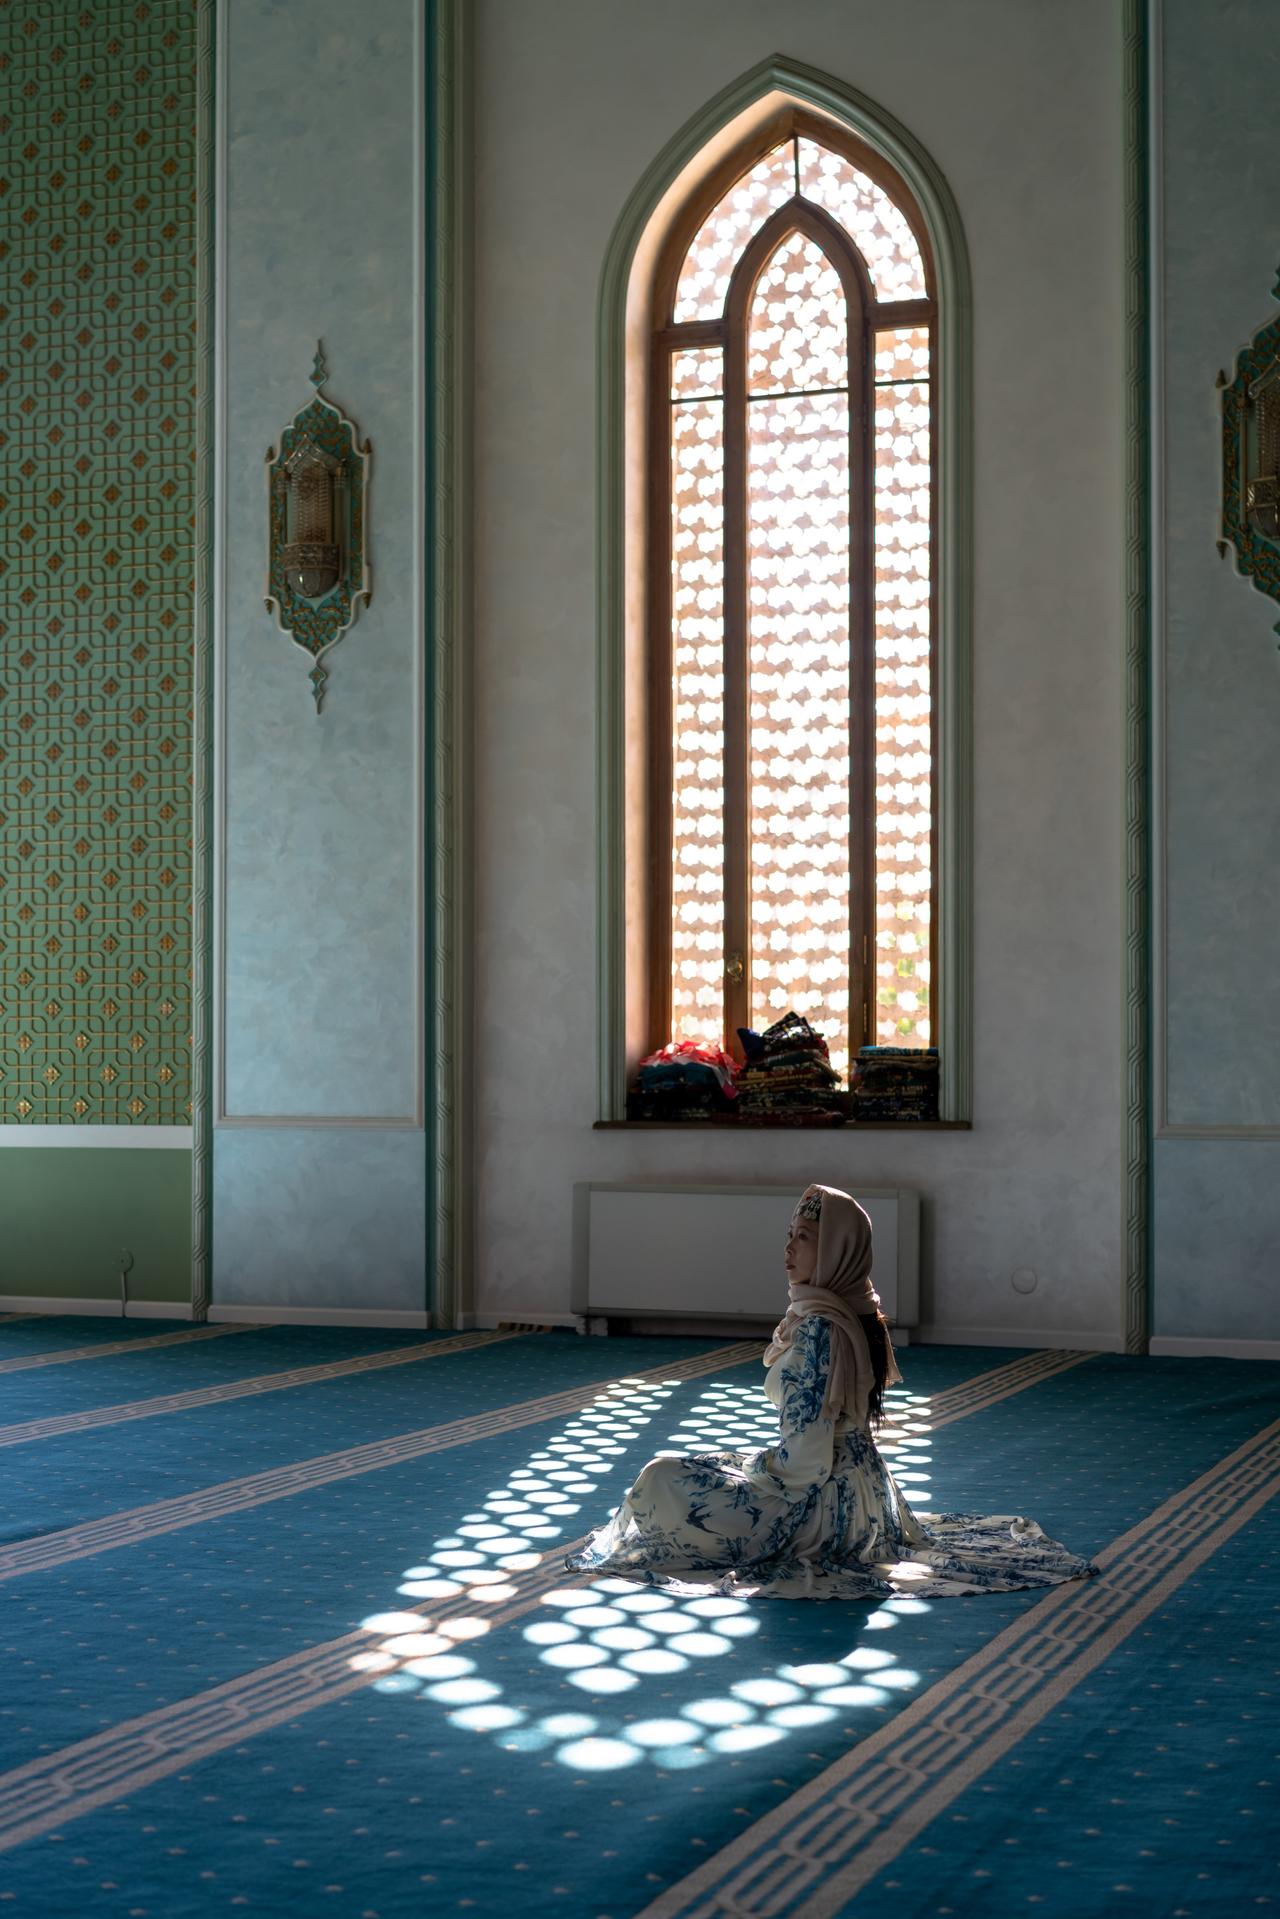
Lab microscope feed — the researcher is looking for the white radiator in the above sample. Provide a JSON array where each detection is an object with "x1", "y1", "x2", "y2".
[{"x1": 572, "y1": 1183, "x2": 919, "y2": 1330}]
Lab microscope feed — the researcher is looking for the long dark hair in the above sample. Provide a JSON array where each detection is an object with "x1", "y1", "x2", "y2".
[{"x1": 858, "y1": 1309, "x2": 892, "y2": 1429}]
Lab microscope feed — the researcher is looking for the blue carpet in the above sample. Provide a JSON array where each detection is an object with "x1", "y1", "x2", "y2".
[
  {"x1": 0, "y1": 1317, "x2": 242, "y2": 1360},
  {"x1": 0, "y1": 1329, "x2": 734, "y2": 1536},
  {"x1": 0, "y1": 1325, "x2": 451, "y2": 1418},
  {"x1": 851, "y1": 1475, "x2": 1280, "y2": 1918},
  {"x1": 0, "y1": 1323, "x2": 1274, "y2": 1918}
]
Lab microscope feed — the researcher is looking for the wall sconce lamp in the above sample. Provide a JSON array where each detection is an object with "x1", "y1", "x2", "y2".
[
  {"x1": 265, "y1": 343, "x2": 371, "y2": 710},
  {"x1": 1219, "y1": 268, "x2": 1280, "y2": 639}
]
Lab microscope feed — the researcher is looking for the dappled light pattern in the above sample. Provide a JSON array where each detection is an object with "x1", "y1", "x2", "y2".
[
  {"x1": 747, "y1": 231, "x2": 847, "y2": 395},
  {"x1": 674, "y1": 141, "x2": 795, "y2": 323},
  {"x1": 798, "y1": 136, "x2": 926, "y2": 301},
  {"x1": 670, "y1": 349, "x2": 726, "y2": 1043},
  {"x1": 670, "y1": 347, "x2": 724, "y2": 402},
  {"x1": 873, "y1": 329, "x2": 932, "y2": 1045},
  {"x1": 875, "y1": 325, "x2": 931, "y2": 384},
  {"x1": 352, "y1": 1378, "x2": 937, "y2": 1775},
  {"x1": 747, "y1": 238, "x2": 852, "y2": 1076}
]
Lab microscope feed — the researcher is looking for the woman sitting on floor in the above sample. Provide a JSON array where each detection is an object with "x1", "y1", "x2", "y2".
[{"x1": 566, "y1": 1182, "x2": 1097, "y2": 1602}]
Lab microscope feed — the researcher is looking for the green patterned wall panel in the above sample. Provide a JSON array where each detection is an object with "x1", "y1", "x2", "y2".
[{"x1": 0, "y1": 0, "x2": 196, "y2": 1123}]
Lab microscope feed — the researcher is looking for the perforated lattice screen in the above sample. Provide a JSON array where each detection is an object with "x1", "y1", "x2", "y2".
[
  {"x1": 746, "y1": 235, "x2": 852, "y2": 1075},
  {"x1": 670, "y1": 350, "x2": 726, "y2": 1041},
  {"x1": 873, "y1": 328, "x2": 932, "y2": 1046},
  {"x1": 662, "y1": 128, "x2": 933, "y2": 1072}
]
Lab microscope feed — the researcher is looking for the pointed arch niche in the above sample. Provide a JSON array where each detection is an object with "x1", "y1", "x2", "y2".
[{"x1": 597, "y1": 59, "x2": 972, "y2": 1123}]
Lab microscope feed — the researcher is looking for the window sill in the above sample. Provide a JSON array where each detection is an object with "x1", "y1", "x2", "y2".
[{"x1": 594, "y1": 1119, "x2": 971, "y2": 1131}]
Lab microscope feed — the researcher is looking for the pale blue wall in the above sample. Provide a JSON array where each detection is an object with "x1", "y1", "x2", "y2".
[
  {"x1": 213, "y1": 0, "x2": 427, "y2": 1312},
  {"x1": 1154, "y1": 0, "x2": 1280, "y2": 1341},
  {"x1": 1154, "y1": 1140, "x2": 1278, "y2": 1342},
  {"x1": 213, "y1": 1132, "x2": 426, "y2": 1311}
]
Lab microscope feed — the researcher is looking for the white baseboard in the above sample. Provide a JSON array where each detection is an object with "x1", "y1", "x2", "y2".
[
  {"x1": 913, "y1": 1324, "x2": 1125, "y2": 1353},
  {"x1": 0, "y1": 1296, "x2": 193, "y2": 1319},
  {"x1": 460, "y1": 1311, "x2": 582, "y2": 1331},
  {"x1": 1149, "y1": 1335, "x2": 1280, "y2": 1361},
  {"x1": 207, "y1": 1305, "x2": 432, "y2": 1329},
  {"x1": 466, "y1": 1309, "x2": 906, "y2": 1342},
  {"x1": 0, "y1": 1126, "x2": 193, "y2": 1148}
]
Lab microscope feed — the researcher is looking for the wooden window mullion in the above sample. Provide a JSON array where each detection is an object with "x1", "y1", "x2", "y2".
[
  {"x1": 647, "y1": 338, "x2": 675, "y2": 1053},
  {"x1": 722, "y1": 293, "x2": 750, "y2": 1054},
  {"x1": 851, "y1": 302, "x2": 875, "y2": 1059},
  {"x1": 654, "y1": 319, "x2": 725, "y2": 350},
  {"x1": 868, "y1": 296, "x2": 933, "y2": 330},
  {"x1": 927, "y1": 317, "x2": 939, "y2": 1053}
]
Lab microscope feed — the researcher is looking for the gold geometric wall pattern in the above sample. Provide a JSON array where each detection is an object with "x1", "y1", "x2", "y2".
[{"x1": 0, "y1": 0, "x2": 196, "y2": 1123}]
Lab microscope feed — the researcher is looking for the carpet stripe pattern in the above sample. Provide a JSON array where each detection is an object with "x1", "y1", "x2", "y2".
[
  {"x1": 0, "y1": 1341, "x2": 765, "y2": 1582},
  {"x1": 0, "y1": 1349, "x2": 1101, "y2": 1854},
  {"x1": 0, "y1": 1322, "x2": 257, "y2": 1376},
  {"x1": 0, "y1": 1328, "x2": 519, "y2": 1446},
  {"x1": 633, "y1": 1413, "x2": 1280, "y2": 1919},
  {"x1": 917, "y1": 1347, "x2": 1091, "y2": 1426}
]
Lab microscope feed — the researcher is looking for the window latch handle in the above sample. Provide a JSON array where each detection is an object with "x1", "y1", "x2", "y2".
[{"x1": 725, "y1": 950, "x2": 745, "y2": 984}]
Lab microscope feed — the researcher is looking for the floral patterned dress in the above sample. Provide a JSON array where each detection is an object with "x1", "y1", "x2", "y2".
[{"x1": 566, "y1": 1318, "x2": 1096, "y2": 1601}]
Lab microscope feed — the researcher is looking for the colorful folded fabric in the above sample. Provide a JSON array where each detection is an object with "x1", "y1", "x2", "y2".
[
  {"x1": 850, "y1": 1045, "x2": 940, "y2": 1121},
  {"x1": 627, "y1": 1037, "x2": 739, "y2": 1120},
  {"x1": 734, "y1": 1011, "x2": 846, "y2": 1124}
]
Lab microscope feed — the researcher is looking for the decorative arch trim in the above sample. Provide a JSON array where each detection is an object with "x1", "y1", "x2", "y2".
[{"x1": 596, "y1": 55, "x2": 973, "y2": 1120}]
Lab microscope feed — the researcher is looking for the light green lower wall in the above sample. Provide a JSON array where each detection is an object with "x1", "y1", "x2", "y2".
[{"x1": 0, "y1": 1153, "x2": 192, "y2": 1304}]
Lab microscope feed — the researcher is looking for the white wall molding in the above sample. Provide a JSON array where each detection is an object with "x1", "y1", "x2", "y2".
[
  {"x1": 1119, "y1": 0, "x2": 1152, "y2": 1355},
  {"x1": 459, "y1": 1311, "x2": 581, "y2": 1331},
  {"x1": 914, "y1": 1325, "x2": 1125, "y2": 1353},
  {"x1": 190, "y1": 0, "x2": 216, "y2": 1319},
  {"x1": 428, "y1": 0, "x2": 475, "y2": 1326},
  {"x1": 1150, "y1": 1335, "x2": 1280, "y2": 1362},
  {"x1": 0, "y1": 1297, "x2": 194, "y2": 1319},
  {"x1": 0, "y1": 1128, "x2": 193, "y2": 1150},
  {"x1": 1156, "y1": 1121, "x2": 1280, "y2": 1140},
  {"x1": 214, "y1": 1116, "x2": 427, "y2": 1132},
  {"x1": 1149, "y1": 0, "x2": 1169, "y2": 1143},
  {"x1": 207, "y1": 1305, "x2": 431, "y2": 1328},
  {"x1": 210, "y1": 0, "x2": 229, "y2": 1127}
]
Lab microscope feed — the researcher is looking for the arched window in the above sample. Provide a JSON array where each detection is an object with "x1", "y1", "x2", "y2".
[{"x1": 646, "y1": 110, "x2": 936, "y2": 1084}]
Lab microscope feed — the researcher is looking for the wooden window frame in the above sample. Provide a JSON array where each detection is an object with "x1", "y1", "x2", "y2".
[{"x1": 645, "y1": 107, "x2": 939, "y2": 1070}]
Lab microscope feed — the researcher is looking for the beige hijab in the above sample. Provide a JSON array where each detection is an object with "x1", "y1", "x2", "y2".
[{"x1": 764, "y1": 1183, "x2": 903, "y2": 1428}]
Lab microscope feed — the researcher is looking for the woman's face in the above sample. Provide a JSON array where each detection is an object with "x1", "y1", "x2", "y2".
[{"x1": 784, "y1": 1212, "x2": 819, "y2": 1286}]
